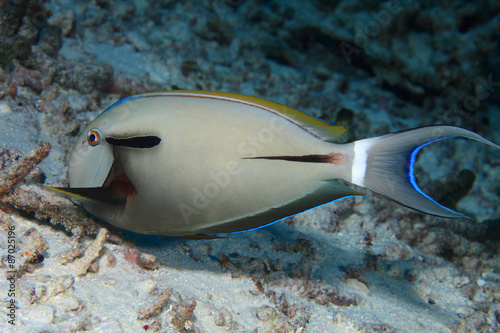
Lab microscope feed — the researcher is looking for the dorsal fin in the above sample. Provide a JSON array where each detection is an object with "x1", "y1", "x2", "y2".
[{"x1": 147, "y1": 90, "x2": 347, "y2": 142}]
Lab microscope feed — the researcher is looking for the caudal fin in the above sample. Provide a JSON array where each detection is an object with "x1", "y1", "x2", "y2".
[{"x1": 350, "y1": 125, "x2": 500, "y2": 218}]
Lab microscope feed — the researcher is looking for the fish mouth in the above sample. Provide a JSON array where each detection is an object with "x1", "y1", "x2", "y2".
[{"x1": 49, "y1": 161, "x2": 137, "y2": 207}]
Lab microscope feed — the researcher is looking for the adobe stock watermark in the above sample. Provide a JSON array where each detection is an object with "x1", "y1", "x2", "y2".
[
  {"x1": 178, "y1": 115, "x2": 289, "y2": 223},
  {"x1": 339, "y1": 0, "x2": 402, "y2": 64},
  {"x1": 443, "y1": 74, "x2": 500, "y2": 123},
  {"x1": 6, "y1": 224, "x2": 17, "y2": 326}
]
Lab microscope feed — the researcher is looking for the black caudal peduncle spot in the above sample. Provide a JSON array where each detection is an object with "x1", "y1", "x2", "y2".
[{"x1": 106, "y1": 136, "x2": 161, "y2": 148}]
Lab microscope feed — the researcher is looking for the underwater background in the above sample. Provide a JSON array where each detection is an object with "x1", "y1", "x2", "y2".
[{"x1": 0, "y1": 0, "x2": 500, "y2": 332}]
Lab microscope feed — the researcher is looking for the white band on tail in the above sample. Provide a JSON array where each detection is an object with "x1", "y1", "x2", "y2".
[{"x1": 351, "y1": 139, "x2": 373, "y2": 186}]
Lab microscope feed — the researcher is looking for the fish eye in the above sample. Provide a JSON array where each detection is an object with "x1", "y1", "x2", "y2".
[{"x1": 87, "y1": 129, "x2": 101, "y2": 146}]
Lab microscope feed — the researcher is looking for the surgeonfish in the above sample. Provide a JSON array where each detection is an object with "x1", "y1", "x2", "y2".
[{"x1": 48, "y1": 91, "x2": 500, "y2": 236}]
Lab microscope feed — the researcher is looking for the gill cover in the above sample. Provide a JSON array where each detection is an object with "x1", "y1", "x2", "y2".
[{"x1": 68, "y1": 130, "x2": 114, "y2": 188}]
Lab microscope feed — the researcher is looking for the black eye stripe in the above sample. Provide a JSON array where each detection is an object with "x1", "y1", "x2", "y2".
[{"x1": 106, "y1": 136, "x2": 161, "y2": 148}]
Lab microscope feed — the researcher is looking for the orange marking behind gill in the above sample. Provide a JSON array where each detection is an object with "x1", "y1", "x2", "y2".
[{"x1": 110, "y1": 174, "x2": 137, "y2": 197}]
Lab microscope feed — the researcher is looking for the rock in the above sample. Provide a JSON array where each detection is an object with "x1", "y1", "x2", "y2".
[
  {"x1": 429, "y1": 169, "x2": 476, "y2": 208},
  {"x1": 19, "y1": 304, "x2": 55, "y2": 325},
  {"x1": 35, "y1": 275, "x2": 75, "y2": 302},
  {"x1": 335, "y1": 108, "x2": 354, "y2": 127},
  {"x1": 38, "y1": 25, "x2": 63, "y2": 57},
  {"x1": 0, "y1": 0, "x2": 30, "y2": 38},
  {"x1": 8, "y1": 36, "x2": 32, "y2": 60},
  {"x1": 0, "y1": 36, "x2": 30, "y2": 67},
  {"x1": 125, "y1": 31, "x2": 151, "y2": 51},
  {"x1": 48, "y1": 9, "x2": 75, "y2": 37},
  {"x1": 180, "y1": 60, "x2": 198, "y2": 77},
  {"x1": 256, "y1": 305, "x2": 276, "y2": 321},
  {"x1": 0, "y1": 102, "x2": 12, "y2": 115},
  {"x1": 261, "y1": 38, "x2": 291, "y2": 66},
  {"x1": 138, "y1": 252, "x2": 159, "y2": 270},
  {"x1": 140, "y1": 279, "x2": 158, "y2": 294},
  {"x1": 55, "y1": 61, "x2": 113, "y2": 94},
  {"x1": 193, "y1": 17, "x2": 234, "y2": 45}
]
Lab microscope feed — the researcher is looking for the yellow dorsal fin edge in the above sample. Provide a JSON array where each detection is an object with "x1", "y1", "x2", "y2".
[{"x1": 152, "y1": 90, "x2": 347, "y2": 142}]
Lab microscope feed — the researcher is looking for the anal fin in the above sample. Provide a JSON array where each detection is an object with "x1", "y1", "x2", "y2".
[{"x1": 199, "y1": 180, "x2": 362, "y2": 235}]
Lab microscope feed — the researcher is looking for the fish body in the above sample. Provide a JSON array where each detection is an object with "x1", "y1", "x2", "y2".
[{"x1": 50, "y1": 91, "x2": 500, "y2": 236}]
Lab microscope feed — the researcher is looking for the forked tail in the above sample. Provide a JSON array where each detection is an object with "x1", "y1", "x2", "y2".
[{"x1": 349, "y1": 125, "x2": 500, "y2": 218}]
